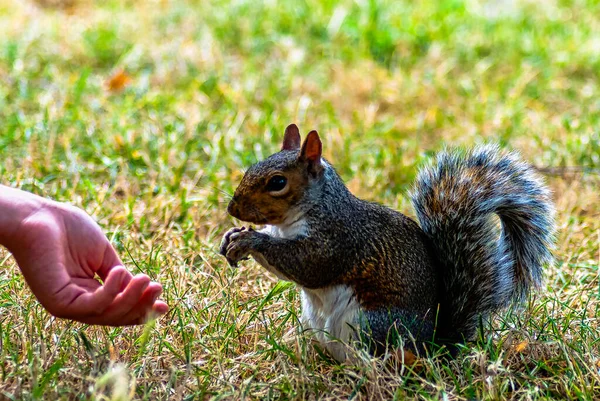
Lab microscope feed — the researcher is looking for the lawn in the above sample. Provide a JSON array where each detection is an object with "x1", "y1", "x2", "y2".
[{"x1": 1, "y1": 0, "x2": 599, "y2": 399}]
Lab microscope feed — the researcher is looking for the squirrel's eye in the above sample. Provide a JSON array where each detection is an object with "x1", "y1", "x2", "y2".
[{"x1": 266, "y1": 175, "x2": 288, "y2": 193}]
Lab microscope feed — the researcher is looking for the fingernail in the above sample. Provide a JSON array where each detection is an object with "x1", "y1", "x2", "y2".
[{"x1": 154, "y1": 302, "x2": 169, "y2": 315}]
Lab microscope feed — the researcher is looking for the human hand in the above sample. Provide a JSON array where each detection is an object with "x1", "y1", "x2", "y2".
[{"x1": 3, "y1": 194, "x2": 168, "y2": 326}]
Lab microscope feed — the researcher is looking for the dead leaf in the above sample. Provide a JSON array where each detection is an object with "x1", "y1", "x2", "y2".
[
  {"x1": 106, "y1": 69, "x2": 132, "y2": 92},
  {"x1": 114, "y1": 134, "x2": 125, "y2": 148},
  {"x1": 514, "y1": 340, "x2": 528, "y2": 353}
]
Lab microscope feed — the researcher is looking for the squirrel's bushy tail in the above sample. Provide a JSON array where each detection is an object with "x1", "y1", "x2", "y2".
[{"x1": 410, "y1": 145, "x2": 555, "y2": 342}]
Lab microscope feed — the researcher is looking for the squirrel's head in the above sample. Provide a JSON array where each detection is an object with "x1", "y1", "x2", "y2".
[{"x1": 227, "y1": 124, "x2": 324, "y2": 225}]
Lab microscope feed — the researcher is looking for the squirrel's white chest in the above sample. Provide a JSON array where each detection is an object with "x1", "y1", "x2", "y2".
[
  {"x1": 300, "y1": 285, "x2": 362, "y2": 362},
  {"x1": 262, "y1": 217, "x2": 362, "y2": 361},
  {"x1": 263, "y1": 217, "x2": 308, "y2": 239}
]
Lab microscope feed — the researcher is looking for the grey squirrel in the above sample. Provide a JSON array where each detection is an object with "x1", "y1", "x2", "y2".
[{"x1": 219, "y1": 124, "x2": 555, "y2": 362}]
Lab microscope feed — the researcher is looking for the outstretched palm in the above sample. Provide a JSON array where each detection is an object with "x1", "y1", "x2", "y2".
[{"x1": 9, "y1": 203, "x2": 168, "y2": 326}]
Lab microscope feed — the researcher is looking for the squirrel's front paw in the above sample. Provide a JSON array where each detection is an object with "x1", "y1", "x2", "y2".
[
  {"x1": 220, "y1": 226, "x2": 255, "y2": 267},
  {"x1": 220, "y1": 226, "x2": 247, "y2": 256}
]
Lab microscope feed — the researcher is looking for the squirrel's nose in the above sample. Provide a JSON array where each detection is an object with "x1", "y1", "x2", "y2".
[{"x1": 227, "y1": 198, "x2": 240, "y2": 219}]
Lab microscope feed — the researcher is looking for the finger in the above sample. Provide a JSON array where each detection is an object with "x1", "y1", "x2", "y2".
[
  {"x1": 118, "y1": 269, "x2": 133, "y2": 292},
  {"x1": 152, "y1": 300, "x2": 169, "y2": 315},
  {"x1": 80, "y1": 294, "x2": 169, "y2": 326},
  {"x1": 119, "y1": 283, "x2": 163, "y2": 324},
  {"x1": 97, "y1": 240, "x2": 126, "y2": 280},
  {"x1": 128, "y1": 299, "x2": 170, "y2": 325},
  {"x1": 99, "y1": 299, "x2": 169, "y2": 326},
  {"x1": 78, "y1": 274, "x2": 151, "y2": 326},
  {"x1": 99, "y1": 274, "x2": 151, "y2": 320},
  {"x1": 66, "y1": 267, "x2": 127, "y2": 316}
]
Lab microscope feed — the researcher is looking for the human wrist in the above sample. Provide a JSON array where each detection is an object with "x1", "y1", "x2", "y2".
[{"x1": 0, "y1": 185, "x2": 49, "y2": 251}]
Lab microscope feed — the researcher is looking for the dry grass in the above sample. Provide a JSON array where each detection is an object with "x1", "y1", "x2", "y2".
[{"x1": 0, "y1": 0, "x2": 599, "y2": 399}]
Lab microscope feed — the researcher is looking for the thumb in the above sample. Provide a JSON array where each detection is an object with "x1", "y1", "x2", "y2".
[{"x1": 69, "y1": 266, "x2": 127, "y2": 316}]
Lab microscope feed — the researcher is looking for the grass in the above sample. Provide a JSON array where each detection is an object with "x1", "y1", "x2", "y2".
[{"x1": 0, "y1": 0, "x2": 599, "y2": 399}]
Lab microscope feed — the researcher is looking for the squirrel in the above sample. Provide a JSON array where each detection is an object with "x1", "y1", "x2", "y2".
[{"x1": 219, "y1": 124, "x2": 555, "y2": 362}]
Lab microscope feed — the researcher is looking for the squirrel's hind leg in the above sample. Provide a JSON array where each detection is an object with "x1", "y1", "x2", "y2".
[{"x1": 358, "y1": 308, "x2": 435, "y2": 357}]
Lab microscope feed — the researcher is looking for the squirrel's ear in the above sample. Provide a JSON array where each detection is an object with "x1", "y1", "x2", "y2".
[
  {"x1": 282, "y1": 124, "x2": 301, "y2": 151},
  {"x1": 299, "y1": 130, "x2": 323, "y2": 175}
]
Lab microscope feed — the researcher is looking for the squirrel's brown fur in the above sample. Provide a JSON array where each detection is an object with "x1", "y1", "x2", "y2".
[{"x1": 220, "y1": 124, "x2": 555, "y2": 361}]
